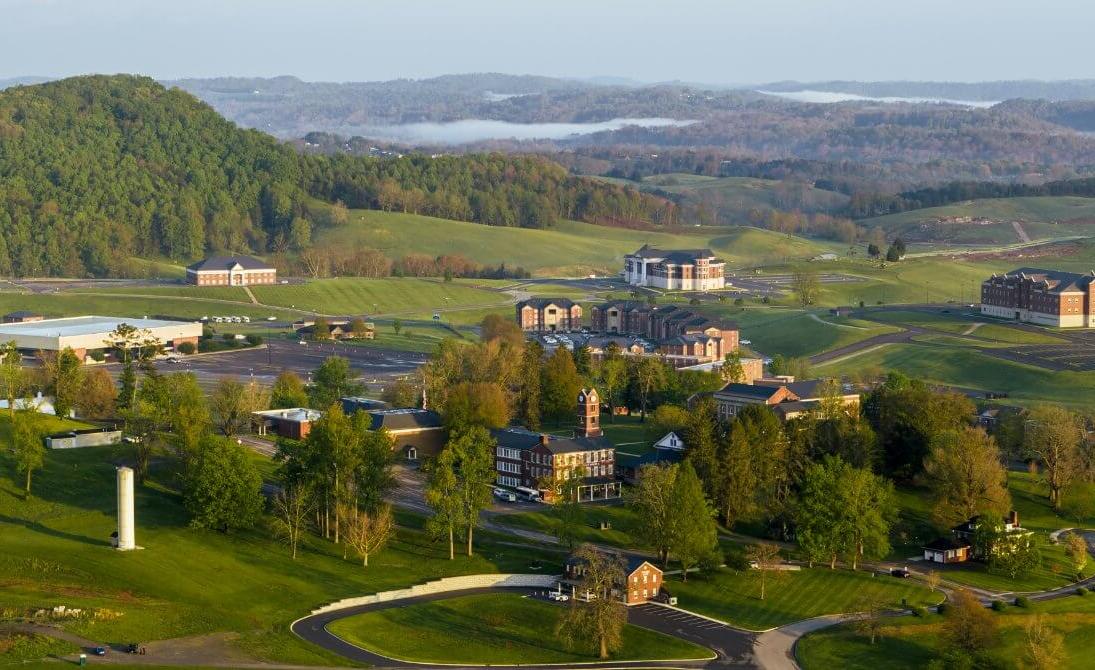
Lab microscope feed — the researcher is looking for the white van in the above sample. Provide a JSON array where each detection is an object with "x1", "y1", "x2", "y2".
[{"x1": 516, "y1": 486, "x2": 542, "y2": 503}]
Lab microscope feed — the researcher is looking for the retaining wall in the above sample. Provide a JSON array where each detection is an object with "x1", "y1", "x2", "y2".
[{"x1": 311, "y1": 573, "x2": 559, "y2": 615}]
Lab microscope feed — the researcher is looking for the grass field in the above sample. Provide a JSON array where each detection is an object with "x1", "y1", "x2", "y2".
[
  {"x1": 668, "y1": 568, "x2": 940, "y2": 631},
  {"x1": 860, "y1": 196, "x2": 1095, "y2": 246},
  {"x1": 327, "y1": 593, "x2": 710, "y2": 664},
  {"x1": 312, "y1": 208, "x2": 838, "y2": 276},
  {"x1": 798, "y1": 593, "x2": 1095, "y2": 670},
  {"x1": 0, "y1": 440, "x2": 562, "y2": 666},
  {"x1": 692, "y1": 307, "x2": 902, "y2": 358},
  {"x1": 860, "y1": 309, "x2": 1066, "y2": 344},
  {"x1": 492, "y1": 504, "x2": 642, "y2": 550},
  {"x1": 250, "y1": 277, "x2": 507, "y2": 316},
  {"x1": 0, "y1": 291, "x2": 298, "y2": 321}
]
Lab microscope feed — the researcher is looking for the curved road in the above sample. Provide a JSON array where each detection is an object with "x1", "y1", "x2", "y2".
[{"x1": 291, "y1": 587, "x2": 757, "y2": 669}]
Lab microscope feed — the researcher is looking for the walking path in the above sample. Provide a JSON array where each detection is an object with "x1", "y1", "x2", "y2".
[{"x1": 1012, "y1": 221, "x2": 1032, "y2": 244}]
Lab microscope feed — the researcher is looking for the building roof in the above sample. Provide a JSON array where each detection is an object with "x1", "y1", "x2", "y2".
[
  {"x1": 993, "y1": 267, "x2": 1095, "y2": 293},
  {"x1": 491, "y1": 427, "x2": 612, "y2": 454},
  {"x1": 563, "y1": 553, "x2": 661, "y2": 574},
  {"x1": 252, "y1": 408, "x2": 323, "y2": 423},
  {"x1": 366, "y1": 408, "x2": 443, "y2": 432},
  {"x1": 186, "y1": 255, "x2": 274, "y2": 272},
  {"x1": 630, "y1": 245, "x2": 719, "y2": 263},
  {"x1": 0, "y1": 315, "x2": 196, "y2": 339},
  {"x1": 4, "y1": 311, "x2": 41, "y2": 318},
  {"x1": 715, "y1": 383, "x2": 792, "y2": 402},
  {"x1": 924, "y1": 536, "x2": 971, "y2": 551},
  {"x1": 518, "y1": 298, "x2": 578, "y2": 309},
  {"x1": 594, "y1": 300, "x2": 653, "y2": 314}
]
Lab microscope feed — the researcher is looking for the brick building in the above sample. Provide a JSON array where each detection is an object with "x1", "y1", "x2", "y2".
[
  {"x1": 623, "y1": 245, "x2": 726, "y2": 291},
  {"x1": 514, "y1": 298, "x2": 582, "y2": 332},
  {"x1": 186, "y1": 255, "x2": 277, "y2": 287},
  {"x1": 492, "y1": 388, "x2": 618, "y2": 501},
  {"x1": 562, "y1": 554, "x2": 664, "y2": 605},
  {"x1": 713, "y1": 378, "x2": 860, "y2": 421},
  {"x1": 251, "y1": 408, "x2": 322, "y2": 439},
  {"x1": 980, "y1": 268, "x2": 1095, "y2": 328},
  {"x1": 589, "y1": 301, "x2": 739, "y2": 364}
]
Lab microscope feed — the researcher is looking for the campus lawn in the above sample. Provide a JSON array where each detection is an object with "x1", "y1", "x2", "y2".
[
  {"x1": 702, "y1": 308, "x2": 902, "y2": 359},
  {"x1": 491, "y1": 503, "x2": 643, "y2": 550},
  {"x1": 666, "y1": 567, "x2": 942, "y2": 631},
  {"x1": 327, "y1": 593, "x2": 711, "y2": 664},
  {"x1": 68, "y1": 285, "x2": 253, "y2": 302},
  {"x1": 250, "y1": 277, "x2": 507, "y2": 316},
  {"x1": 0, "y1": 631, "x2": 78, "y2": 664},
  {"x1": 815, "y1": 343, "x2": 1095, "y2": 411},
  {"x1": 0, "y1": 445, "x2": 561, "y2": 666},
  {"x1": 860, "y1": 309, "x2": 1066, "y2": 345},
  {"x1": 0, "y1": 292, "x2": 299, "y2": 321},
  {"x1": 797, "y1": 593, "x2": 1095, "y2": 670}
]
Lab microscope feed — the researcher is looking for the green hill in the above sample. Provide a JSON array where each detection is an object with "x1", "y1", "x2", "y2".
[
  {"x1": 313, "y1": 207, "x2": 839, "y2": 275},
  {"x1": 860, "y1": 196, "x2": 1095, "y2": 246},
  {"x1": 598, "y1": 173, "x2": 850, "y2": 223}
]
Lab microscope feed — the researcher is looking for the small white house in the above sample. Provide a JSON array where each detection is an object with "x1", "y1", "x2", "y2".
[{"x1": 654, "y1": 432, "x2": 685, "y2": 452}]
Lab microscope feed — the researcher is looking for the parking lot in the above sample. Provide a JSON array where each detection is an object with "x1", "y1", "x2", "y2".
[{"x1": 992, "y1": 343, "x2": 1095, "y2": 372}]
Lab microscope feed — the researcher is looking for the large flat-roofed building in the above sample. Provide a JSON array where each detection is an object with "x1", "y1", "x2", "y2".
[
  {"x1": 0, "y1": 316, "x2": 202, "y2": 361},
  {"x1": 624, "y1": 245, "x2": 725, "y2": 291},
  {"x1": 186, "y1": 255, "x2": 277, "y2": 286},
  {"x1": 981, "y1": 268, "x2": 1095, "y2": 328},
  {"x1": 251, "y1": 408, "x2": 323, "y2": 440}
]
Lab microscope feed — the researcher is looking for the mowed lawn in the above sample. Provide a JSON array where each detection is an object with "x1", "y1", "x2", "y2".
[
  {"x1": 491, "y1": 504, "x2": 643, "y2": 550},
  {"x1": 860, "y1": 309, "x2": 1066, "y2": 344},
  {"x1": 327, "y1": 593, "x2": 711, "y2": 664},
  {"x1": 668, "y1": 568, "x2": 941, "y2": 631},
  {"x1": 798, "y1": 594, "x2": 1095, "y2": 670},
  {"x1": 0, "y1": 291, "x2": 299, "y2": 320},
  {"x1": 710, "y1": 308, "x2": 902, "y2": 358},
  {"x1": 250, "y1": 278, "x2": 506, "y2": 315},
  {"x1": 0, "y1": 442, "x2": 562, "y2": 666}
]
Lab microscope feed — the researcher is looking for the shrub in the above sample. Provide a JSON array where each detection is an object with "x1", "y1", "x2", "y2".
[
  {"x1": 911, "y1": 606, "x2": 928, "y2": 618},
  {"x1": 723, "y1": 551, "x2": 750, "y2": 572},
  {"x1": 991, "y1": 600, "x2": 1006, "y2": 612},
  {"x1": 733, "y1": 297, "x2": 744, "y2": 306},
  {"x1": 1014, "y1": 596, "x2": 1031, "y2": 608},
  {"x1": 222, "y1": 333, "x2": 236, "y2": 342},
  {"x1": 176, "y1": 341, "x2": 196, "y2": 355},
  {"x1": 87, "y1": 349, "x2": 106, "y2": 362},
  {"x1": 1077, "y1": 587, "x2": 1089, "y2": 596},
  {"x1": 689, "y1": 298, "x2": 701, "y2": 305},
  {"x1": 245, "y1": 334, "x2": 263, "y2": 346}
]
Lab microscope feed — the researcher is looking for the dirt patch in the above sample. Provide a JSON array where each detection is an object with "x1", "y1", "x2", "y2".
[{"x1": 961, "y1": 241, "x2": 1081, "y2": 261}]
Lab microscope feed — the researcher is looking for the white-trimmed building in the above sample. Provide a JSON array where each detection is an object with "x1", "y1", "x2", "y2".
[
  {"x1": 623, "y1": 245, "x2": 725, "y2": 291},
  {"x1": 0, "y1": 316, "x2": 202, "y2": 361},
  {"x1": 186, "y1": 256, "x2": 277, "y2": 287},
  {"x1": 981, "y1": 268, "x2": 1095, "y2": 328}
]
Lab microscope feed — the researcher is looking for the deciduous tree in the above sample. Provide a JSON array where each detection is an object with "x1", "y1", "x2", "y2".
[
  {"x1": 745, "y1": 543, "x2": 785, "y2": 600},
  {"x1": 342, "y1": 503, "x2": 394, "y2": 567},
  {"x1": 628, "y1": 463, "x2": 677, "y2": 565},
  {"x1": 272, "y1": 483, "x2": 314, "y2": 559},
  {"x1": 1024, "y1": 405, "x2": 1085, "y2": 512},
  {"x1": 76, "y1": 367, "x2": 117, "y2": 420},
  {"x1": 671, "y1": 462, "x2": 718, "y2": 581},
  {"x1": 184, "y1": 436, "x2": 263, "y2": 532},
  {"x1": 12, "y1": 411, "x2": 44, "y2": 496},
  {"x1": 270, "y1": 371, "x2": 309, "y2": 409},
  {"x1": 922, "y1": 427, "x2": 1011, "y2": 530},
  {"x1": 555, "y1": 546, "x2": 627, "y2": 659}
]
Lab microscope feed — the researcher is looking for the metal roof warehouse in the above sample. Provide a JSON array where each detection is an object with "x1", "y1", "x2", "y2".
[{"x1": 0, "y1": 316, "x2": 203, "y2": 353}]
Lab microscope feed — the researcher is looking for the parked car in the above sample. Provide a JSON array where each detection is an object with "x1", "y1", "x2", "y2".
[
  {"x1": 266, "y1": 316, "x2": 277, "y2": 321},
  {"x1": 740, "y1": 339, "x2": 752, "y2": 345},
  {"x1": 550, "y1": 592, "x2": 569, "y2": 602},
  {"x1": 493, "y1": 487, "x2": 516, "y2": 502},
  {"x1": 891, "y1": 568, "x2": 911, "y2": 578},
  {"x1": 93, "y1": 647, "x2": 107, "y2": 656},
  {"x1": 166, "y1": 356, "x2": 181, "y2": 364},
  {"x1": 655, "y1": 589, "x2": 677, "y2": 606}
]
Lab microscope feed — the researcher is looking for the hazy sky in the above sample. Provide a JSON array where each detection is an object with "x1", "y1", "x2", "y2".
[{"x1": 2, "y1": 0, "x2": 1092, "y2": 83}]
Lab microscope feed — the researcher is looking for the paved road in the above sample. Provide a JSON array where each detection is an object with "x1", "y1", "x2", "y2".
[{"x1": 291, "y1": 587, "x2": 756, "y2": 669}]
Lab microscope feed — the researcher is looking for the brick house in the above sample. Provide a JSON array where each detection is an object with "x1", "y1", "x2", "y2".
[
  {"x1": 362, "y1": 408, "x2": 445, "y2": 461},
  {"x1": 562, "y1": 554, "x2": 664, "y2": 605},
  {"x1": 590, "y1": 302, "x2": 739, "y2": 364},
  {"x1": 923, "y1": 511, "x2": 1029, "y2": 564},
  {"x1": 294, "y1": 318, "x2": 375, "y2": 340},
  {"x1": 492, "y1": 388, "x2": 618, "y2": 501},
  {"x1": 515, "y1": 298, "x2": 582, "y2": 332},
  {"x1": 590, "y1": 301, "x2": 655, "y2": 335},
  {"x1": 186, "y1": 255, "x2": 277, "y2": 287},
  {"x1": 251, "y1": 408, "x2": 322, "y2": 439},
  {"x1": 980, "y1": 268, "x2": 1095, "y2": 328},
  {"x1": 713, "y1": 378, "x2": 860, "y2": 422},
  {"x1": 624, "y1": 245, "x2": 726, "y2": 291}
]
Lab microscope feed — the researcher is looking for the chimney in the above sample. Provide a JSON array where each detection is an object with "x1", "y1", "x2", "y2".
[{"x1": 540, "y1": 433, "x2": 550, "y2": 446}]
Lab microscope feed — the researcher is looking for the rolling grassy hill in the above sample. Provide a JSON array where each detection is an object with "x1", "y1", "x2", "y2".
[
  {"x1": 598, "y1": 173, "x2": 850, "y2": 222},
  {"x1": 312, "y1": 207, "x2": 839, "y2": 276},
  {"x1": 860, "y1": 196, "x2": 1095, "y2": 246}
]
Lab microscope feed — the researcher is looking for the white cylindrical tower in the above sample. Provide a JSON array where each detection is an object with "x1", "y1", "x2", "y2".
[{"x1": 116, "y1": 466, "x2": 135, "y2": 551}]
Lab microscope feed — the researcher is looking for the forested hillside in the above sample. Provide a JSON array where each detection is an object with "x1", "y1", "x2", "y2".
[{"x1": 0, "y1": 75, "x2": 672, "y2": 277}]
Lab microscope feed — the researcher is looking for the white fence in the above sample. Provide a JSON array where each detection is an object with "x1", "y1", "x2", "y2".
[{"x1": 311, "y1": 573, "x2": 559, "y2": 615}]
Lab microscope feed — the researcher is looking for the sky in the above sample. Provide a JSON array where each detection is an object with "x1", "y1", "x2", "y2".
[{"x1": 2, "y1": 0, "x2": 1092, "y2": 84}]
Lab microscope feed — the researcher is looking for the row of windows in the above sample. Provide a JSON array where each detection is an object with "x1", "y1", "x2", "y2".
[
  {"x1": 497, "y1": 475, "x2": 520, "y2": 488},
  {"x1": 497, "y1": 447, "x2": 522, "y2": 460},
  {"x1": 496, "y1": 460, "x2": 522, "y2": 474}
]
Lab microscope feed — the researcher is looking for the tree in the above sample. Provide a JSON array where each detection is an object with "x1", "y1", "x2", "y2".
[
  {"x1": 425, "y1": 447, "x2": 463, "y2": 560},
  {"x1": 209, "y1": 377, "x2": 268, "y2": 436},
  {"x1": 443, "y1": 381, "x2": 511, "y2": 430},
  {"x1": 541, "y1": 347, "x2": 582, "y2": 424},
  {"x1": 627, "y1": 463, "x2": 677, "y2": 565},
  {"x1": 515, "y1": 340, "x2": 542, "y2": 429},
  {"x1": 1024, "y1": 405, "x2": 1085, "y2": 512},
  {"x1": 922, "y1": 427, "x2": 1011, "y2": 530},
  {"x1": 720, "y1": 350, "x2": 746, "y2": 383},
  {"x1": 714, "y1": 425, "x2": 757, "y2": 527},
  {"x1": 975, "y1": 519, "x2": 1041, "y2": 579},
  {"x1": 671, "y1": 462, "x2": 718, "y2": 581},
  {"x1": 77, "y1": 367, "x2": 117, "y2": 420},
  {"x1": 12, "y1": 411, "x2": 44, "y2": 495},
  {"x1": 0, "y1": 341, "x2": 24, "y2": 417},
  {"x1": 1064, "y1": 531, "x2": 1089, "y2": 577},
  {"x1": 853, "y1": 593, "x2": 889, "y2": 645},
  {"x1": 312, "y1": 315, "x2": 330, "y2": 340},
  {"x1": 942, "y1": 589, "x2": 997, "y2": 658},
  {"x1": 926, "y1": 569, "x2": 941, "y2": 593},
  {"x1": 392, "y1": 318, "x2": 403, "y2": 336},
  {"x1": 555, "y1": 546, "x2": 627, "y2": 659},
  {"x1": 382, "y1": 375, "x2": 419, "y2": 408},
  {"x1": 41, "y1": 347, "x2": 83, "y2": 418},
  {"x1": 270, "y1": 371, "x2": 309, "y2": 409},
  {"x1": 630, "y1": 357, "x2": 666, "y2": 422},
  {"x1": 573, "y1": 345, "x2": 593, "y2": 377},
  {"x1": 342, "y1": 503, "x2": 394, "y2": 567},
  {"x1": 885, "y1": 237, "x2": 906, "y2": 262},
  {"x1": 552, "y1": 467, "x2": 586, "y2": 550},
  {"x1": 646, "y1": 404, "x2": 689, "y2": 441},
  {"x1": 1023, "y1": 615, "x2": 1065, "y2": 670},
  {"x1": 184, "y1": 436, "x2": 264, "y2": 532},
  {"x1": 597, "y1": 356, "x2": 628, "y2": 421},
  {"x1": 840, "y1": 462, "x2": 896, "y2": 570},
  {"x1": 791, "y1": 270, "x2": 821, "y2": 308},
  {"x1": 445, "y1": 427, "x2": 496, "y2": 556},
  {"x1": 310, "y1": 356, "x2": 363, "y2": 408},
  {"x1": 480, "y1": 314, "x2": 524, "y2": 347},
  {"x1": 768, "y1": 354, "x2": 811, "y2": 380},
  {"x1": 745, "y1": 543, "x2": 785, "y2": 601},
  {"x1": 272, "y1": 483, "x2": 314, "y2": 559},
  {"x1": 104, "y1": 323, "x2": 162, "y2": 408},
  {"x1": 349, "y1": 317, "x2": 371, "y2": 339}
]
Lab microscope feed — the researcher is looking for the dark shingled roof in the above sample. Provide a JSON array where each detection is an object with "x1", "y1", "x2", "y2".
[
  {"x1": 366, "y1": 408, "x2": 443, "y2": 431},
  {"x1": 491, "y1": 427, "x2": 612, "y2": 454},
  {"x1": 594, "y1": 300, "x2": 654, "y2": 313},
  {"x1": 629, "y1": 245, "x2": 718, "y2": 262},
  {"x1": 924, "y1": 537, "x2": 971, "y2": 551},
  {"x1": 518, "y1": 298, "x2": 578, "y2": 309},
  {"x1": 715, "y1": 383, "x2": 789, "y2": 401},
  {"x1": 186, "y1": 255, "x2": 274, "y2": 272},
  {"x1": 996, "y1": 267, "x2": 1095, "y2": 293}
]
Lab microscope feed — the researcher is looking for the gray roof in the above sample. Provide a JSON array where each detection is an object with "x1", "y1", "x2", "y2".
[
  {"x1": 715, "y1": 383, "x2": 787, "y2": 401},
  {"x1": 994, "y1": 267, "x2": 1095, "y2": 293},
  {"x1": 367, "y1": 408, "x2": 443, "y2": 431},
  {"x1": 186, "y1": 255, "x2": 274, "y2": 272},
  {"x1": 491, "y1": 427, "x2": 612, "y2": 454},
  {"x1": 518, "y1": 298, "x2": 578, "y2": 309},
  {"x1": 630, "y1": 245, "x2": 718, "y2": 262},
  {"x1": 3, "y1": 311, "x2": 40, "y2": 318}
]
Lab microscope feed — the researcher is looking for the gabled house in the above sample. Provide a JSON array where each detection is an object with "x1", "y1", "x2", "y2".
[
  {"x1": 561, "y1": 554, "x2": 664, "y2": 605},
  {"x1": 515, "y1": 298, "x2": 582, "y2": 333},
  {"x1": 713, "y1": 378, "x2": 860, "y2": 422},
  {"x1": 922, "y1": 511, "x2": 1031, "y2": 564},
  {"x1": 186, "y1": 255, "x2": 277, "y2": 286}
]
